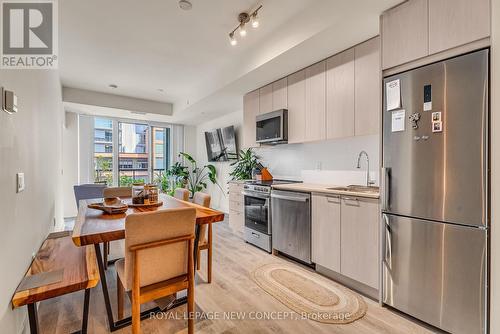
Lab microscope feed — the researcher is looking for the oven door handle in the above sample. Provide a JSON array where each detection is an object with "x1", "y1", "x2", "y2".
[{"x1": 242, "y1": 190, "x2": 270, "y2": 200}]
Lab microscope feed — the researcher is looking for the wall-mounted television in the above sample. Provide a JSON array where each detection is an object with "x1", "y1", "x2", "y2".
[{"x1": 205, "y1": 125, "x2": 237, "y2": 162}]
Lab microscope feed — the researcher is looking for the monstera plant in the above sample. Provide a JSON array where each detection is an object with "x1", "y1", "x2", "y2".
[
  {"x1": 229, "y1": 148, "x2": 260, "y2": 180},
  {"x1": 179, "y1": 152, "x2": 223, "y2": 198}
]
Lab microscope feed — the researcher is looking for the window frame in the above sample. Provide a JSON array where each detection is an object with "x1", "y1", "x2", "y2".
[{"x1": 92, "y1": 116, "x2": 173, "y2": 187}]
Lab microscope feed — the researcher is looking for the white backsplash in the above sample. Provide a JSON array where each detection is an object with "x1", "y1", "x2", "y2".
[{"x1": 255, "y1": 134, "x2": 380, "y2": 183}]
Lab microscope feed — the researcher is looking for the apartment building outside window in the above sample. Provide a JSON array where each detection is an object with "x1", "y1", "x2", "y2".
[{"x1": 93, "y1": 117, "x2": 171, "y2": 187}]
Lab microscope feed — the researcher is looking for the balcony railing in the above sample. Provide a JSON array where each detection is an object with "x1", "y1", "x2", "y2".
[{"x1": 94, "y1": 168, "x2": 168, "y2": 187}]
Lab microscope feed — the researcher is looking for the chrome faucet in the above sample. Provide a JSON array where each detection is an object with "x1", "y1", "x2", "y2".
[{"x1": 357, "y1": 151, "x2": 374, "y2": 187}]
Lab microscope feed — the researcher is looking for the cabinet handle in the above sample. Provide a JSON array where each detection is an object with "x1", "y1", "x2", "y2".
[
  {"x1": 326, "y1": 195, "x2": 340, "y2": 202},
  {"x1": 343, "y1": 197, "x2": 359, "y2": 206}
]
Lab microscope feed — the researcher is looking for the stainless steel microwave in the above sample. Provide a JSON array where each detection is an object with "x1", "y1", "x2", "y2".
[{"x1": 256, "y1": 109, "x2": 288, "y2": 144}]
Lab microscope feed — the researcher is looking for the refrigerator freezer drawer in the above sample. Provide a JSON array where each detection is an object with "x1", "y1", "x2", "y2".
[{"x1": 383, "y1": 214, "x2": 487, "y2": 334}]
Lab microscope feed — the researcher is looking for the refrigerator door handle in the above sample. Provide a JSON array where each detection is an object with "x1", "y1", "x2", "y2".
[
  {"x1": 381, "y1": 167, "x2": 390, "y2": 211},
  {"x1": 383, "y1": 214, "x2": 392, "y2": 270}
]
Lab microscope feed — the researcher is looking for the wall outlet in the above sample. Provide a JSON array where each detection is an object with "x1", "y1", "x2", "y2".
[{"x1": 16, "y1": 173, "x2": 25, "y2": 193}]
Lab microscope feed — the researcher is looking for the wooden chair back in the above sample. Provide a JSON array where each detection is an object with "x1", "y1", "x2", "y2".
[
  {"x1": 174, "y1": 188, "x2": 190, "y2": 201},
  {"x1": 193, "y1": 192, "x2": 211, "y2": 244},
  {"x1": 123, "y1": 207, "x2": 196, "y2": 289}
]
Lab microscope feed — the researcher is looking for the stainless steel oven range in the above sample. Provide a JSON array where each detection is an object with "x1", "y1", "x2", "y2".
[{"x1": 242, "y1": 179, "x2": 300, "y2": 252}]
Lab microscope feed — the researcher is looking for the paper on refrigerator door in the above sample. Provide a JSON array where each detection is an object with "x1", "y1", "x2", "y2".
[
  {"x1": 392, "y1": 109, "x2": 406, "y2": 132},
  {"x1": 386, "y1": 79, "x2": 401, "y2": 111}
]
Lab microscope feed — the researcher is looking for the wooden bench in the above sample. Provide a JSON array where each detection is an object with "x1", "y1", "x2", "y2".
[{"x1": 12, "y1": 231, "x2": 99, "y2": 334}]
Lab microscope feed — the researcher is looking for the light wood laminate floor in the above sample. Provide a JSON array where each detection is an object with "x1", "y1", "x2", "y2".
[{"x1": 39, "y1": 219, "x2": 436, "y2": 333}]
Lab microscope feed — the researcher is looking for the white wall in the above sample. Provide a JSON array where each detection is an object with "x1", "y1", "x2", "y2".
[
  {"x1": 0, "y1": 70, "x2": 63, "y2": 334},
  {"x1": 62, "y1": 112, "x2": 79, "y2": 217},
  {"x1": 192, "y1": 110, "x2": 379, "y2": 212},
  {"x1": 490, "y1": 0, "x2": 499, "y2": 332},
  {"x1": 189, "y1": 111, "x2": 243, "y2": 212}
]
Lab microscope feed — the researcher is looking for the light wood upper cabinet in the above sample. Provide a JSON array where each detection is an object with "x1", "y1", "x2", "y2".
[
  {"x1": 354, "y1": 37, "x2": 381, "y2": 136},
  {"x1": 326, "y1": 49, "x2": 355, "y2": 139},
  {"x1": 340, "y1": 197, "x2": 379, "y2": 289},
  {"x1": 381, "y1": 0, "x2": 428, "y2": 69},
  {"x1": 287, "y1": 70, "x2": 306, "y2": 144},
  {"x1": 312, "y1": 194, "x2": 341, "y2": 272},
  {"x1": 428, "y1": 0, "x2": 490, "y2": 54},
  {"x1": 305, "y1": 61, "x2": 326, "y2": 142},
  {"x1": 259, "y1": 84, "x2": 273, "y2": 115},
  {"x1": 242, "y1": 90, "x2": 259, "y2": 148},
  {"x1": 272, "y1": 78, "x2": 288, "y2": 110}
]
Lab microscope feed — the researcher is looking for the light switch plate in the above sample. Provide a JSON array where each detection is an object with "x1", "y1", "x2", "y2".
[{"x1": 17, "y1": 173, "x2": 25, "y2": 193}]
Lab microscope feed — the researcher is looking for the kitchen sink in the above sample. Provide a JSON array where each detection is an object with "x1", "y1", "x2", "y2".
[{"x1": 326, "y1": 185, "x2": 379, "y2": 193}]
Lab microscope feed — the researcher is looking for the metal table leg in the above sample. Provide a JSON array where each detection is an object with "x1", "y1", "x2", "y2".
[
  {"x1": 27, "y1": 303, "x2": 39, "y2": 334},
  {"x1": 81, "y1": 289, "x2": 90, "y2": 334},
  {"x1": 27, "y1": 289, "x2": 90, "y2": 334}
]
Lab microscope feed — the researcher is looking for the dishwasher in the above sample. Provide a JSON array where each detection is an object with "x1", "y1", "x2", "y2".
[{"x1": 271, "y1": 190, "x2": 312, "y2": 264}]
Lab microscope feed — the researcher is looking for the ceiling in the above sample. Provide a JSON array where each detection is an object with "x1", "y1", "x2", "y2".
[{"x1": 60, "y1": 0, "x2": 402, "y2": 125}]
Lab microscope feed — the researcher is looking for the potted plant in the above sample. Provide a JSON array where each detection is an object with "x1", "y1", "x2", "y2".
[
  {"x1": 154, "y1": 162, "x2": 189, "y2": 195},
  {"x1": 229, "y1": 148, "x2": 260, "y2": 180},
  {"x1": 179, "y1": 152, "x2": 223, "y2": 198}
]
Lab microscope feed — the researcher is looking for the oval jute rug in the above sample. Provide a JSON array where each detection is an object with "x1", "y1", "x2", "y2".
[{"x1": 251, "y1": 262, "x2": 367, "y2": 324}]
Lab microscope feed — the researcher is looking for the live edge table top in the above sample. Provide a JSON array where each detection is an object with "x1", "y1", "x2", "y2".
[{"x1": 72, "y1": 194, "x2": 225, "y2": 247}]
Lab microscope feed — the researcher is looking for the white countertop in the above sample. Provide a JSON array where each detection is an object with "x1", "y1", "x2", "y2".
[{"x1": 272, "y1": 183, "x2": 380, "y2": 199}]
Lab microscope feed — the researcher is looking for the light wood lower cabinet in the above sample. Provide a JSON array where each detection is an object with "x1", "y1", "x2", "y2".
[
  {"x1": 312, "y1": 194, "x2": 341, "y2": 272},
  {"x1": 228, "y1": 182, "x2": 245, "y2": 235},
  {"x1": 311, "y1": 193, "x2": 379, "y2": 289},
  {"x1": 340, "y1": 196, "x2": 379, "y2": 289}
]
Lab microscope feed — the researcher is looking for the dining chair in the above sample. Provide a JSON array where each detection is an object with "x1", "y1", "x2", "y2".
[
  {"x1": 102, "y1": 187, "x2": 132, "y2": 268},
  {"x1": 174, "y1": 188, "x2": 190, "y2": 201},
  {"x1": 73, "y1": 184, "x2": 107, "y2": 209},
  {"x1": 193, "y1": 192, "x2": 213, "y2": 283},
  {"x1": 103, "y1": 186, "x2": 132, "y2": 198},
  {"x1": 115, "y1": 207, "x2": 196, "y2": 334}
]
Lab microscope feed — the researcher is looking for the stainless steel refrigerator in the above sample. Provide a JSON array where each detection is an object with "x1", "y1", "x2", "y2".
[{"x1": 382, "y1": 49, "x2": 489, "y2": 334}]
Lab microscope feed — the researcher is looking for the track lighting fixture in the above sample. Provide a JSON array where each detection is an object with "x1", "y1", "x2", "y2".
[{"x1": 228, "y1": 5, "x2": 262, "y2": 46}]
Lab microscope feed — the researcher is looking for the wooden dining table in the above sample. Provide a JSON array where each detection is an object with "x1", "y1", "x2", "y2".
[{"x1": 72, "y1": 193, "x2": 225, "y2": 332}]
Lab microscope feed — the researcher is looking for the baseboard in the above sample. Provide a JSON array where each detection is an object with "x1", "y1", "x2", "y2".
[{"x1": 315, "y1": 264, "x2": 379, "y2": 300}]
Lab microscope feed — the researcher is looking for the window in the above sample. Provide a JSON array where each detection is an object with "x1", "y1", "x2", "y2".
[
  {"x1": 94, "y1": 118, "x2": 112, "y2": 129},
  {"x1": 118, "y1": 122, "x2": 150, "y2": 186},
  {"x1": 155, "y1": 157, "x2": 165, "y2": 170},
  {"x1": 94, "y1": 143, "x2": 112, "y2": 153},
  {"x1": 91, "y1": 118, "x2": 171, "y2": 187},
  {"x1": 94, "y1": 117, "x2": 113, "y2": 185}
]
